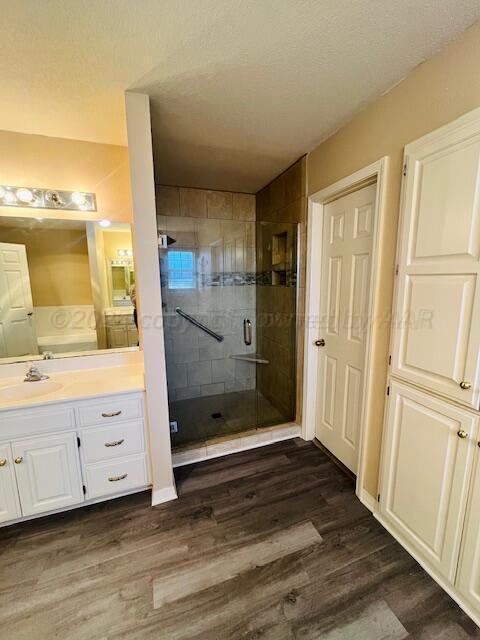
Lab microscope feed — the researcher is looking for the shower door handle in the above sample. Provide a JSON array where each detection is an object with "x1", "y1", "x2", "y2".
[{"x1": 243, "y1": 319, "x2": 252, "y2": 346}]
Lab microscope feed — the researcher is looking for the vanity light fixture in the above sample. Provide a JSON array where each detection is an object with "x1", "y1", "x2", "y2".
[
  {"x1": 117, "y1": 248, "x2": 133, "y2": 257},
  {"x1": 0, "y1": 185, "x2": 96, "y2": 212},
  {"x1": 98, "y1": 219, "x2": 111, "y2": 228}
]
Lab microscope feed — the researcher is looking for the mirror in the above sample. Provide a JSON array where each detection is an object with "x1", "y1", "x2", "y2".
[{"x1": 0, "y1": 217, "x2": 138, "y2": 363}]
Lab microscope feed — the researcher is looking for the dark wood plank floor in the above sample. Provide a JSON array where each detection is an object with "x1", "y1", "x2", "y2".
[{"x1": 1, "y1": 439, "x2": 478, "y2": 639}]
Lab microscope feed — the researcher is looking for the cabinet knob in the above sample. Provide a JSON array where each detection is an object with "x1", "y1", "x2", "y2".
[
  {"x1": 0, "y1": 459, "x2": 6, "y2": 467},
  {"x1": 14, "y1": 456, "x2": 23, "y2": 464},
  {"x1": 459, "y1": 381, "x2": 472, "y2": 390},
  {"x1": 457, "y1": 430, "x2": 468, "y2": 439}
]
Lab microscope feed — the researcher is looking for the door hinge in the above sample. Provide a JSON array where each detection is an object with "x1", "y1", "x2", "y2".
[
  {"x1": 403, "y1": 163, "x2": 407, "y2": 177},
  {"x1": 82, "y1": 485, "x2": 87, "y2": 495},
  {"x1": 77, "y1": 436, "x2": 81, "y2": 448},
  {"x1": 387, "y1": 385, "x2": 390, "y2": 396},
  {"x1": 388, "y1": 355, "x2": 391, "y2": 365},
  {"x1": 377, "y1": 493, "x2": 381, "y2": 502},
  {"x1": 395, "y1": 264, "x2": 399, "y2": 275}
]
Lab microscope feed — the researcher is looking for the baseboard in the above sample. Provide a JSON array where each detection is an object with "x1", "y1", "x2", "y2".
[
  {"x1": 375, "y1": 512, "x2": 480, "y2": 629},
  {"x1": 151, "y1": 484, "x2": 178, "y2": 506},
  {"x1": 357, "y1": 489, "x2": 377, "y2": 513}
]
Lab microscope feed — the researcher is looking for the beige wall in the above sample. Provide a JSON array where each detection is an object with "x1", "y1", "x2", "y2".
[
  {"x1": 0, "y1": 130, "x2": 132, "y2": 223},
  {"x1": 0, "y1": 225, "x2": 92, "y2": 306},
  {"x1": 307, "y1": 20, "x2": 480, "y2": 496},
  {"x1": 101, "y1": 229, "x2": 133, "y2": 261}
]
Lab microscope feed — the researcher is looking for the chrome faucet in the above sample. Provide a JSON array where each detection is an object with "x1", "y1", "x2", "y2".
[{"x1": 24, "y1": 364, "x2": 49, "y2": 382}]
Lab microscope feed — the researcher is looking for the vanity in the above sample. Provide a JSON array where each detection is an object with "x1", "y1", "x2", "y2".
[{"x1": 0, "y1": 364, "x2": 150, "y2": 526}]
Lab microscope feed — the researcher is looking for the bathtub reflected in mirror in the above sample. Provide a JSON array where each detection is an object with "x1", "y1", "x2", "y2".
[{"x1": 0, "y1": 216, "x2": 138, "y2": 364}]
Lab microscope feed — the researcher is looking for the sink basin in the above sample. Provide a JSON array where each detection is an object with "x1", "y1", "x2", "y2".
[{"x1": 0, "y1": 380, "x2": 63, "y2": 402}]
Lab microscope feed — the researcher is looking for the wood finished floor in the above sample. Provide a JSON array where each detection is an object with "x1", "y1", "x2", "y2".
[{"x1": 1, "y1": 439, "x2": 479, "y2": 639}]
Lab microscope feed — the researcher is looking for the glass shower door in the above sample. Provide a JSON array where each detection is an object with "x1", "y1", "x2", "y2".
[{"x1": 159, "y1": 215, "x2": 258, "y2": 448}]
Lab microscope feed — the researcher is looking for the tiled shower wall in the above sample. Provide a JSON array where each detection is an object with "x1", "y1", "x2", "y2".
[
  {"x1": 256, "y1": 157, "x2": 307, "y2": 423},
  {"x1": 156, "y1": 186, "x2": 257, "y2": 402}
]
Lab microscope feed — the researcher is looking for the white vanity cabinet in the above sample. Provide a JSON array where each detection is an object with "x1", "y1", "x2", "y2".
[{"x1": 0, "y1": 390, "x2": 150, "y2": 526}]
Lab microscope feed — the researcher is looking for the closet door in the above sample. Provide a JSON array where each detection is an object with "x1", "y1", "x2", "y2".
[
  {"x1": 457, "y1": 446, "x2": 480, "y2": 612},
  {"x1": 391, "y1": 110, "x2": 480, "y2": 409},
  {"x1": 379, "y1": 381, "x2": 478, "y2": 582}
]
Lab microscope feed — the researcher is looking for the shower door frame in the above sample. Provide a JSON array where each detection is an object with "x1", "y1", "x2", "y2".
[{"x1": 302, "y1": 157, "x2": 388, "y2": 511}]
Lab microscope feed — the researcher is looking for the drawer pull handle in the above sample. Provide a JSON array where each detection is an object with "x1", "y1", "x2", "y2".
[
  {"x1": 0, "y1": 459, "x2": 6, "y2": 467},
  {"x1": 108, "y1": 473, "x2": 128, "y2": 482},
  {"x1": 102, "y1": 410, "x2": 122, "y2": 418},
  {"x1": 104, "y1": 439, "x2": 125, "y2": 448}
]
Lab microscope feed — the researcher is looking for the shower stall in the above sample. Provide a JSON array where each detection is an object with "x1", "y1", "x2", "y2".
[{"x1": 157, "y1": 190, "x2": 298, "y2": 450}]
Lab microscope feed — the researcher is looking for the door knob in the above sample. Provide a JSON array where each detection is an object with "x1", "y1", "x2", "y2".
[
  {"x1": 0, "y1": 459, "x2": 6, "y2": 467},
  {"x1": 315, "y1": 339, "x2": 326, "y2": 347},
  {"x1": 14, "y1": 456, "x2": 23, "y2": 464},
  {"x1": 457, "y1": 430, "x2": 468, "y2": 439},
  {"x1": 459, "y1": 381, "x2": 472, "y2": 390}
]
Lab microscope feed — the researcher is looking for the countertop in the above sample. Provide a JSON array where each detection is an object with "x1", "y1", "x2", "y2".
[{"x1": 0, "y1": 363, "x2": 145, "y2": 412}]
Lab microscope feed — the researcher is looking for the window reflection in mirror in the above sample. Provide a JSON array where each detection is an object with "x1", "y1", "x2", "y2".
[{"x1": 0, "y1": 217, "x2": 138, "y2": 362}]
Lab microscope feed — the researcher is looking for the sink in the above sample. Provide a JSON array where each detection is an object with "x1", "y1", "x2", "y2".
[{"x1": 0, "y1": 380, "x2": 63, "y2": 402}]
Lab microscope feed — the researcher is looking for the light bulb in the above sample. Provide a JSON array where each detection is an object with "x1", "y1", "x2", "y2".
[
  {"x1": 3, "y1": 191, "x2": 16, "y2": 204},
  {"x1": 99, "y1": 219, "x2": 111, "y2": 228},
  {"x1": 16, "y1": 187, "x2": 34, "y2": 203},
  {"x1": 71, "y1": 192, "x2": 87, "y2": 206}
]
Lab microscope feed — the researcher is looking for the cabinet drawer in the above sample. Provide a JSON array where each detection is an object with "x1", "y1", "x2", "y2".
[
  {"x1": 84, "y1": 454, "x2": 148, "y2": 499},
  {"x1": 80, "y1": 420, "x2": 145, "y2": 463},
  {"x1": 77, "y1": 395, "x2": 142, "y2": 427},
  {"x1": 1, "y1": 406, "x2": 75, "y2": 440}
]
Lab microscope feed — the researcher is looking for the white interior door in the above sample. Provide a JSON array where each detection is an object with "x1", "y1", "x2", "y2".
[
  {"x1": 12, "y1": 433, "x2": 83, "y2": 516},
  {"x1": 391, "y1": 113, "x2": 480, "y2": 409},
  {"x1": 379, "y1": 380, "x2": 478, "y2": 583},
  {"x1": 0, "y1": 242, "x2": 38, "y2": 358},
  {"x1": 315, "y1": 183, "x2": 376, "y2": 473},
  {"x1": 0, "y1": 443, "x2": 21, "y2": 523}
]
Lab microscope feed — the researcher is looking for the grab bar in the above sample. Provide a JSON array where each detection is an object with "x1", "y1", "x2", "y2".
[
  {"x1": 243, "y1": 318, "x2": 252, "y2": 346},
  {"x1": 175, "y1": 307, "x2": 224, "y2": 342}
]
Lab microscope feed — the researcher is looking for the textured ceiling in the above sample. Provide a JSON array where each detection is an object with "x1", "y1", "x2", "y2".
[{"x1": 2, "y1": 2, "x2": 480, "y2": 192}]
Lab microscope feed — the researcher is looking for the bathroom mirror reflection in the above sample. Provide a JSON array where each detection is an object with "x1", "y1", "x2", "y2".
[{"x1": 0, "y1": 217, "x2": 138, "y2": 363}]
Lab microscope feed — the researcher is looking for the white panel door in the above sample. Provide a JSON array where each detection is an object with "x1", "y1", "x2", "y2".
[
  {"x1": 456, "y1": 446, "x2": 480, "y2": 612},
  {"x1": 0, "y1": 443, "x2": 21, "y2": 523},
  {"x1": 392, "y1": 113, "x2": 480, "y2": 408},
  {"x1": 12, "y1": 432, "x2": 83, "y2": 516},
  {"x1": 379, "y1": 380, "x2": 478, "y2": 582},
  {"x1": 0, "y1": 242, "x2": 38, "y2": 358},
  {"x1": 315, "y1": 183, "x2": 376, "y2": 472}
]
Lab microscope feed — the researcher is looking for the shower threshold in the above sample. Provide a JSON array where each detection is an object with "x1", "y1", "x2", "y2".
[{"x1": 171, "y1": 422, "x2": 301, "y2": 467}]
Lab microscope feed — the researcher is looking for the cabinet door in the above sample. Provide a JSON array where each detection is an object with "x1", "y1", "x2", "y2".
[
  {"x1": 107, "y1": 325, "x2": 129, "y2": 348},
  {"x1": 12, "y1": 433, "x2": 83, "y2": 517},
  {"x1": 457, "y1": 447, "x2": 480, "y2": 611},
  {"x1": 0, "y1": 443, "x2": 21, "y2": 523},
  {"x1": 379, "y1": 381, "x2": 478, "y2": 582},
  {"x1": 391, "y1": 111, "x2": 480, "y2": 408}
]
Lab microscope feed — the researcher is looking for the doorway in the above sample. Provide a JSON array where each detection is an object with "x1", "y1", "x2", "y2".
[
  {"x1": 302, "y1": 158, "x2": 387, "y2": 502},
  {"x1": 315, "y1": 183, "x2": 376, "y2": 472}
]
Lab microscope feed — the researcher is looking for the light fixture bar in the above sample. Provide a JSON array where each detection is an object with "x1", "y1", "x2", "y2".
[{"x1": 0, "y1": 185, "x2": 96, "y2": 212}]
